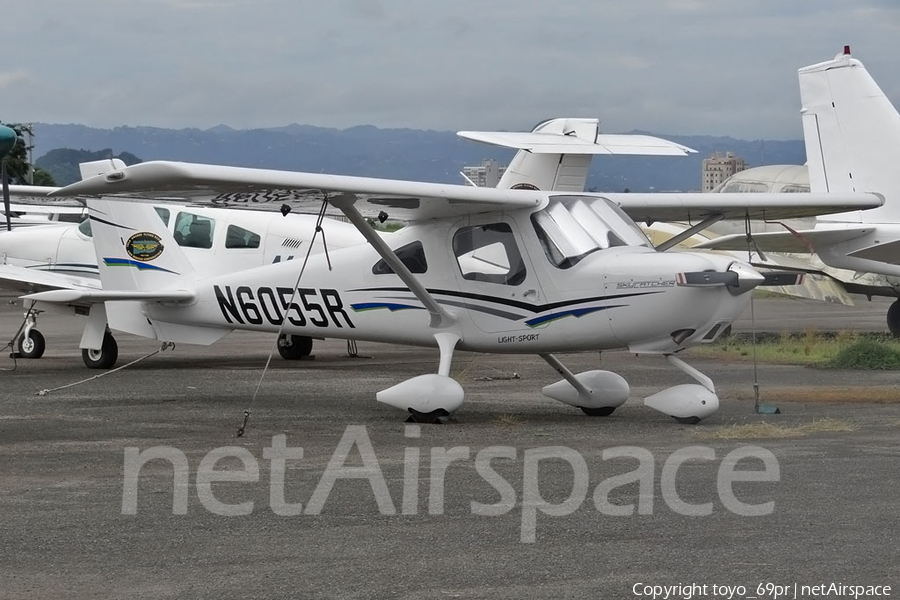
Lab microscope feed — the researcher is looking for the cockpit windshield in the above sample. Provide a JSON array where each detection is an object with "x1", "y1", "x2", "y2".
[{"x1": 532, "y1": 196, "x2": 650, "y2": 269}]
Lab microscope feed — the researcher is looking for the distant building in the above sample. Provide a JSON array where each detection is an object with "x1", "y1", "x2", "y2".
[
  {"x1": 701, "y1": 152, "x2": 747, "y2": 193},
  {"x1": 462, "y1": 158, "x2": 506, "y2": 188}
]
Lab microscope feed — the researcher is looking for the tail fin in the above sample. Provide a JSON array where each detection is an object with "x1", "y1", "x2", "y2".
[
  {"x1": 497, "y1": 118, "x2": 598, "y2": 192},
  {"x1": 87, "y1": 198, "x2": 195, "y2": 292},
  {"x1": 799, "y1": 47, "x2": 900, "y2": 223}
]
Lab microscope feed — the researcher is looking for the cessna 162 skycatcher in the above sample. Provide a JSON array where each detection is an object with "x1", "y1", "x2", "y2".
[
  {"x1": 0, "y1": 121, "x2": 695, "y2": 365},
  {"x1": 19, "y1": 157, "x2": 879, "y2": 423}
]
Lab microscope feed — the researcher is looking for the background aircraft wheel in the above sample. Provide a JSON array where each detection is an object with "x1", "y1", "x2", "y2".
[
  {"x1": 580, "y1": 406, "x2": 616, "y2": 417},
  {"x1": 277, "y1": 334, "x2": 313, "y2": 360},
  {"x1": 673, "y1": 416, "x2": 701, "y2": 425},
  {"x1": 82, "y1": 331, "x2": 118, "y2": 369},
  {"x1": 888, "y1": 300, "x2": 900, "y2": 336},
  {"x1": 17, "y1": 330, "x2": 45, "y2": 359}
]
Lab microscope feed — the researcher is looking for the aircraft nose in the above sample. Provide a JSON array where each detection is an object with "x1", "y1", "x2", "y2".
[{"x1": 726, "y1": 261, "x2": 765, "y2": 296}]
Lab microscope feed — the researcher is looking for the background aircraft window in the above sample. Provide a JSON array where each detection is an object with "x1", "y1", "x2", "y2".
[
  {"x1": 154, "y1": 207, "x2": 170, "y2": 226},
  {"x1": 453, "y1": 223, "x2": 526, "y2": 285},
  {"x1": 225, "y1": 224, "x2": 261, "y2": 249},
  {"x1": 78, "y1": 218, "x2": 92, "y2": 237},
  {"x1": 719, "y1": 182, "x2": 768, "y2": 193},
  {"x1": 174, "y1": 212, "x2": 214, "y2": 249},
  {"x1": 372, "y1": 241, "x2": 427, "y2": 274}
]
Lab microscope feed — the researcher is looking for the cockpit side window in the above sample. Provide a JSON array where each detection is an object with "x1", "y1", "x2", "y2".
[
  {"x1": 154, "y1": 207, "x2": 170, "y2": 226},
  {"x1": 373, "y1": 241, "x2": 427, "y2": 274},
  {"x1": 174, "y1": 212, "x2": 214, "y2": 249},
  {"x1": 78, "y1": 218, "x2": 92, "y2": 237},
  {"x1": 453, "y1": 223, "x2": 526, "y2": 285},
  {"x1": 225, "y1": 224, "x2": 261, "y2": 249}
]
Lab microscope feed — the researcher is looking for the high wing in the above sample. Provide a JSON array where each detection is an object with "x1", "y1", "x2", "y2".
[
  {"x1": 52, "y1": 161, "x2": 545, "y2": 221},
  {"x1": 51, "y1": 161, "x2": 883, "y2": 223},
  {"x1": 606, "y1": 193, "x2": 884, "y2": 223},
  {"x1": 692, "y1": 227, "x2": 875, "y2": 253}
]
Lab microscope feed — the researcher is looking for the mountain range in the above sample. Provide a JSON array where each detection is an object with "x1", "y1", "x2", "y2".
[{"x1": 30, "y1": 123, "x2": 806, "y2": 192}]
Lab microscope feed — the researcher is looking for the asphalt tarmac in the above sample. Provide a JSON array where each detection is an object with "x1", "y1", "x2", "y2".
[{"x1": 0, "y1": 298, "x2": 898, "y2": 599}]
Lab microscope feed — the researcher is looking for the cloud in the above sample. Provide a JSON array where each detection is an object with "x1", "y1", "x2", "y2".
[
  {"x1": 0, "y1": 70, "x2": 32, "y2": 89},
  {"x1": 1, "y1": 1, "x2": 897, "y2": 140}
]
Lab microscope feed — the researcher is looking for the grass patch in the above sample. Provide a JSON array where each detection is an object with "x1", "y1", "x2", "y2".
[
  {"x1": 692, "y1": 330, "x2": 900, "y2": 368},
  {"x1": 825, "y1": 338, "x2": 900, "y2": 370},
  {"x1": 697, "y1": 418, "x2": 859, "y2": 440}
]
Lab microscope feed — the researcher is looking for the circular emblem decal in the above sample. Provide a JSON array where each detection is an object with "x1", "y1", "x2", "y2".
[
  {"x1": 126, "y1": 232, "x2": 164, "y2": 262},
  {"x1": 511, "y1": 182, "x2": 540, "y2": 191}
]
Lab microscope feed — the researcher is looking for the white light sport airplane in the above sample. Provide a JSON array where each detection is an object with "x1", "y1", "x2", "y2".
[
  {"x1": 20, "y1": 159, "x2": 878, "y2": 423},
  {"x1": 0, "y1": 120, "x2": 695, "y2": 365},
  {"x1": 694, "y1": 47, "x2": 900, "y2": 333},
  {"x1": 0, "y1": 160, "x2": 366, "y2": 365}
]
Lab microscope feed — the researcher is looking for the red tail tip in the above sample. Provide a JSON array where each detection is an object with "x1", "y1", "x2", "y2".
[{"x1": 843, "y1": 45, "x2": 851, "y2": 55}]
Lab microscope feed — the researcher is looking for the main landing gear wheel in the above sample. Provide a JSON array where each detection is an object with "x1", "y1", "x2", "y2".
[
  {"x1": 82, "y1": 331, "x2": 118, "y2": 369},
  {"x1": 17, "y1": 330, "x2": 45, "y2": 359},
  {"x1": 277, "y1": 334, "x2": 313, "y2": 360},
  {"x1": 673, "y1": 416, "x2": 702, "y2": 425},
  {"x1": 580, "y1": 406, "x2": 616, "y2": 417},
  {"x1": 888, "y1": 300, "x2": 900, "y2": 336}
]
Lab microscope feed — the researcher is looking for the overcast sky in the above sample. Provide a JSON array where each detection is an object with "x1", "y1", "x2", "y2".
[{"x1": 3, "y1": 1, "x2": 898, "y2": 139}]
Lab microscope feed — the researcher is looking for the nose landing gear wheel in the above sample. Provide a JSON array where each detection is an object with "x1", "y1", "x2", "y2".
[
  {"x1": 17, "y1": 330, "x2": 45, "y2": 359},
  {"x1": 82, "y1": 331, "x2": 118, "y2": 369}
]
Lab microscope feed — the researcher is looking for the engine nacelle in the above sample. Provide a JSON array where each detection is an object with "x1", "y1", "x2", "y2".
[
  {"x1": 542, "y1": 370, "x2": 630, "y2": 409},
  {"x1": 376, "y1": 374, "x2": 464, "y2": 416},
  {"x1": 644, "y1": 384, "x2": 719, "y2": 422}
]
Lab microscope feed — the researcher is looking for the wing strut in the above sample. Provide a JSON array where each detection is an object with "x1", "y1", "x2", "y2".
[
  {"x1": 330, "y1": 194, "x2": 457, "y2": 329},
  {"x1": 655, "y1": 214, "x2": 725, "y2": 252}
]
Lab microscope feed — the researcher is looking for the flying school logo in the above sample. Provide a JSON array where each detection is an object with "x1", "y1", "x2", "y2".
[{"x1": 125, "y1": 232, "x2": 164, "y2": 262}]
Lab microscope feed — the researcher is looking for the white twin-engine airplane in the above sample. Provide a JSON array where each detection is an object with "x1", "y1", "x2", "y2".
[
  {"x1": 695, "y1": 47, "x2": 900, "y2": 333},
  {"x1": 23, "y1": 160, "x2": 879, "y2": 424}
]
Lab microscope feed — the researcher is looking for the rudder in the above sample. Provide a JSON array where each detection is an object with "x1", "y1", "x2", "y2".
[{"x1": 800, "y1": 48, "x2": 900, "y2": 223}]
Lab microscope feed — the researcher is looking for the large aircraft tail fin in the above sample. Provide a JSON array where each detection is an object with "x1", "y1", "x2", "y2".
[
  {"x1": 800, "y1": 47, "x2": 900, "y2": 223},
  {"x1": 87, "y1": 198, "x2": 196, "y2": 293}
]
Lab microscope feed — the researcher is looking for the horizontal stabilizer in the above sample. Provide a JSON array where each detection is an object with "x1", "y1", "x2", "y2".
[
  {"x1": 692, "y1": 226, "x2": 874, "y2": 253},
  {"x1": 458, "y1": 131, "x2": 696, "y2": 156},
  {"x1": 0, "y1": 264, "x2": 99, "y2": 295},
  {"x1": 22, "y1": 289, "x2": 195, "y2": 304}
]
